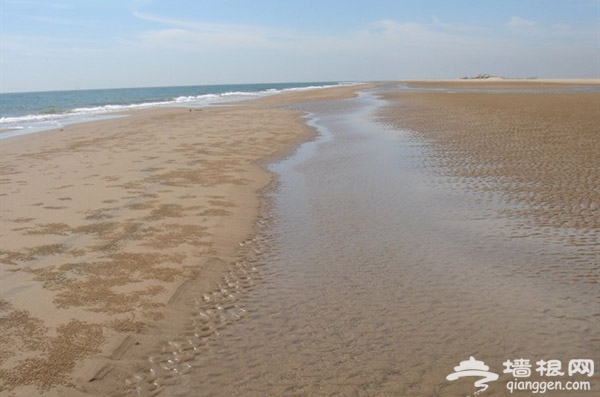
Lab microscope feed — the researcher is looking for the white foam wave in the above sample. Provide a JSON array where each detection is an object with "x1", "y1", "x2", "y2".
[
  {"x1": 1, "y1": 113, "x2": 67, "y2": 124},
  {"x1": 0, "y1": 83, "x2": 359, "y2": 137}
]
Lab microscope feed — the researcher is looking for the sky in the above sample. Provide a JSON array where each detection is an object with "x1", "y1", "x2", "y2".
[{"x1": 1, "y1": 0, "x2": 598, "y2": 92}]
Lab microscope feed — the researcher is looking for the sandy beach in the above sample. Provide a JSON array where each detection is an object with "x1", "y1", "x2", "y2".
[
  {"x1": 0, "y1": 85, "x2": 367, "y2": 396},
  {"x1": 1, "y1": 80, "x2": 598, "y2": 396},
  {"x1": 378, "y1": 81, "x2": 599, "y2": 283},
  {"x1": 150, "y1": 80, "x2": 597, "y2": 396}
]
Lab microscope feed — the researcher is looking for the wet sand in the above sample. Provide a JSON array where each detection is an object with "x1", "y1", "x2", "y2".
[
  {"x1": 0, "y1": 84, "x2": 367, "y2": 396},
  {"x1": 1, "y1": 81, "x2": 598, "y2": 396},
  {"x1": 156, "y1": 82, "x2": 595, "y2": 396},
  {"x1": 379, "y1": 81, "x2": 599, "y2": 283}
]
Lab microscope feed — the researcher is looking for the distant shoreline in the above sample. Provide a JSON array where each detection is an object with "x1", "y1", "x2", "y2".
[
  {"x1": 431, "y1": 74, "x2": 600, "y2": 82},
  {"x1": 405, "y1": 77, "x2": 600, "y2": 84},
  {"x1": 0, "y1": 82, "x2": 356, "y2": 140}
]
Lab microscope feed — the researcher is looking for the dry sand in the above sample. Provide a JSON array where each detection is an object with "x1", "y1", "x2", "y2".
[{"x1": 0, "y1": 84, "x2": 367, "y2": 396}]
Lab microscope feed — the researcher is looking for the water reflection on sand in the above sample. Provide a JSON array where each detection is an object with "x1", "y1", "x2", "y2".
[{"x1": 162, "y1": 87, "x2": 598, "y2": 396}]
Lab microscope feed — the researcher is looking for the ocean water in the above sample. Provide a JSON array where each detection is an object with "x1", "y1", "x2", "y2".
[{"x1": 0, "y1": 82, "x2": 347, "y2": 139}]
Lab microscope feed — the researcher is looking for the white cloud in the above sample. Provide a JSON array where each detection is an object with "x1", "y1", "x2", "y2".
[
  {"x1": 359, "y1": 19, "x2": 488, "y2": 52},
  {"x1": 138, "y1": 28, "x2": 273, "y2": 49},
  {"x1": 133, "y1": 11, "x2": 296, "y2": 50},
  {"x1": 133, "y1": 11, "x2": 208, "y2": 30},
  {"x1": 506, "y1": 15, "x2": 595, "y2": 42},
  {"x1": 431, "y1": 17, "x2": 483, "y2": 33},
  {"x1": 507, "y1": 16, "x2": 537, "y2": 30}
]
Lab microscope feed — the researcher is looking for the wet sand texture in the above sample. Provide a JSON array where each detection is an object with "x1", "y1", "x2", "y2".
[
  {"x1": 0, "y1": 85, "x2": 366, "y2": 396},
  {"x1": 378, "y1": 84, "x2": 599, "y2": 283},
  {"x1": 147, "y1": 82, "x2": 599, "y2": 396},
  {"x1": 380, "y1": 82, "x2": 600, "y2": 230}
]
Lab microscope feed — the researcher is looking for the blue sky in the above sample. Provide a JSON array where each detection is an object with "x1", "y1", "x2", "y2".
[{"x1": 1, "y1": 0, "x2": 598, "y2": 92}]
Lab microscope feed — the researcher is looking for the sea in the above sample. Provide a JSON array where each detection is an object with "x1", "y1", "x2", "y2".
[{"x1": 0, "y1": 82, "x2": 349, "y2": 139}]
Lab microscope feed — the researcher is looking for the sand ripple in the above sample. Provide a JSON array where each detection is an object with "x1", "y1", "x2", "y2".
[{"x1": 123, "y1": 215, "x2": 273, "y2": 396}]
